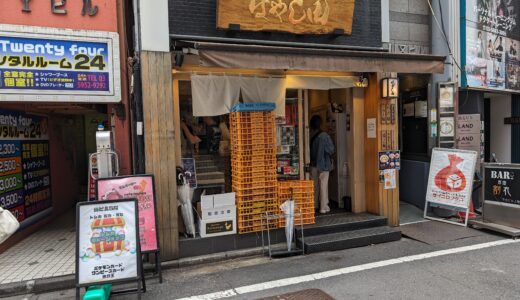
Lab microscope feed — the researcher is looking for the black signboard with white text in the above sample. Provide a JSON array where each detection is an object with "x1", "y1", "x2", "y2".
[{"x1": 484, "y1": 166, "x2": 520, "y2": 205}]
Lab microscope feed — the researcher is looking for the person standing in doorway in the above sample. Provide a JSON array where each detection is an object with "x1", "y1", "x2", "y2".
[{"x1": 310, "y1": 115, "x2": 335, "y2": 214}]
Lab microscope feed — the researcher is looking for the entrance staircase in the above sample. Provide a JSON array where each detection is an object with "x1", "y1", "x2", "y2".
[
  {"x1": 193, "y1": 154, "x2": 225, "y2": 186},
  {"x1": 296, "y1": 213, "x2": 401, "y2": 254}
]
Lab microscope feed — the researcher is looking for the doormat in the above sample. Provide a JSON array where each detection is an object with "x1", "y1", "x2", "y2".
[
  {"x1": 257, "y1": 289, "x2": 335, "y2": 300},
  {"x1": 400, "y1": 220, "x2": 484, "y2": 245}
]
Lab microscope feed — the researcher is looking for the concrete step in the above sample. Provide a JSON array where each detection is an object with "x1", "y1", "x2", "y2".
[
  {"x1": 193, "y1": 154, "x2": 217, "y2": 161},
  {"x1": 196, "y1": 165, "x2": 219, "y2": 173},
  {"x1": 296, "y1": 213, "x2": 388, "y2": 237},
  {"x1": 197, "y1": 171, "x2": 225, "y2": 181},
  {"x1": 297, "y1": 226, "x2": 401, "y2": 254},
  {"x1": 197, "y1": 178, "x2": 226, "y2": 186}
]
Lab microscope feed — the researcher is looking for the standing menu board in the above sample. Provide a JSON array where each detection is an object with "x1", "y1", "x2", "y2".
[
  {"x1": 76, "y1": 199, "x2": 141, "y2": 286},
  {"x1": 0, "y1": 109, "x2": 51, "y2": 224},
  {"x1": 97, "y1": 175, "x2": 159, "y2": 252}
]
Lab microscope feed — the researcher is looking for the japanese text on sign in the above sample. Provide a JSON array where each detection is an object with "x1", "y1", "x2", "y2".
[
  {"x1": 0, "y1": 36, "x2": 110, "y2": 92},
  {"x1": 0, "y1": 110, "x2": 51, "y2": 223},
  {"x1": 77, "y1": 200, "x2": 140, "y2": 285}
]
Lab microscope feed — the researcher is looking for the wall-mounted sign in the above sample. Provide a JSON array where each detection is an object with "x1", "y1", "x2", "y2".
[
  {"x1": 76, "y1": 199, "x2": 141, "y2": 286},
  {"x1": 20, "y1": 0, "x2": 99, "y2": 16},
  {"x1": 504, "y1": 117, "x2": 520, "y2": 124},
  {"x1": 367, "y1": 118, "x2": 376, "y2": 139},
  {"x1": 97, "y1": 175, "x2": 159, "y2": 253},
  {"x1": 462, "y1": 0, "x2": 520, "y2": 92},
  {"x1": 439, "y1": 117, "x2": 455, "y2": 137},
  {"x1": 378, "y1": 150, "x2": 401, "y2": 171},
  {"x1": 439, "y1": 85, "x2": 454, "y2": 110},
  {"x1": 0, "y1": 109, "x2": 51, "y2": 225},
  {"x1": 217, "y1": 0, "x2": 356, "y2": 35},
  {"x1": 0, "y1": 24, "x2": 120, "y2": 103}
]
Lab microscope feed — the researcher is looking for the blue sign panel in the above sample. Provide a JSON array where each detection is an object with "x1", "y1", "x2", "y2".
[{"x1": 0, "y1": 36, "x2": 110, "y2": 93}]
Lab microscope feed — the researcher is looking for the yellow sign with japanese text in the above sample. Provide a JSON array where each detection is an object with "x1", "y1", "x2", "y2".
[{"x1": 217, "y1": 0, "x2": 355, "y2": 35}]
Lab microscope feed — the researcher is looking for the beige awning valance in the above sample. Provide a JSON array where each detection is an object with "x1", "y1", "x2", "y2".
[{"x1": 188, "y1": 42, "x2": 445, "y2": 74}]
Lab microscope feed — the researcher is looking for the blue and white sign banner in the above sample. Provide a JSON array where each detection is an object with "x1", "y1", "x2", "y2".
[{"x1": 0, "y1": 24, "x2": 120, "y2": 103}]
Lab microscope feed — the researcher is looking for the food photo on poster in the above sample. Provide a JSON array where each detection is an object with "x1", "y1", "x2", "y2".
[
  {"x1": 96, "y1": 176, "x2": 158, "y2": 252},
  {"x1": 0, "y1": 109, "x2": 52, "y2": 227},
  {"x1": 76, "y1": 199, "x2": 140, "y2": 286}
]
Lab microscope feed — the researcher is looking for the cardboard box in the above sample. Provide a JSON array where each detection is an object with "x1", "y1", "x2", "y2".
[
  {"x1": 213, "y1": 193, "x2": 235, "y2": 207},
  {"x1": 201, "y1": 195, "x2": 214, "y2": 210},
  {"x1": 201, "y1": 205, "x2": 236, "y2": 220},
  {"x1": 199, "y1": 216, "x2": 236, "y2": 238}
]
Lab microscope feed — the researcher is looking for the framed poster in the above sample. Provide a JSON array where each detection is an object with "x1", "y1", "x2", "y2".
[
  {"x1": 181, "y1": 158, "x2": 197, "y2": 188},
  {"x1": 0, "y1": 109, "x2": 51, "y2": 226},
  {"x1": 439, "y1": 117, "x2": 455, "y2": 137},
  {"x1": 76, "y1": 199, "x2": 141, "y2": 286},
  {"x1": 462, "y1": 0, "x2": 520, "y2": 93},
  {"x1": 378, "y1": 150, "x2": 401, "y2": 170},
  {"x1": 97, "y1": 175, "x2": 159, "y2": 253}
]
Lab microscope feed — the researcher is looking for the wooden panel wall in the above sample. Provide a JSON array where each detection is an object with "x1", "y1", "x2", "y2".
[
  {"x1": 351, "y1": 88, "x2": 366, "y2": 213},
  {"x1": 364, "y1": 73, "x2": 400, "y2": 226},
  {"x1": 141, "y1": 51, "x2": 179, "y2": 260}
]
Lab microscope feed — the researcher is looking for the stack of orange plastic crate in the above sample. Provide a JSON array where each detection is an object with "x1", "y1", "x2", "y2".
[
  {"x1": 230, "y1": 111, "x2": 278, "y2": 233},
  {"x1": 277, "y1": 180, "x2": 315, "y2": 227}
]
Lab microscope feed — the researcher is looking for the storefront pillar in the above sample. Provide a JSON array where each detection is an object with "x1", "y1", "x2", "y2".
[
  {"x1": 364, "y1": 73, "x2": 400, "y2": 226},
  {"x1": 141, "y1": 51, "x2": 179, "y2": 260}
]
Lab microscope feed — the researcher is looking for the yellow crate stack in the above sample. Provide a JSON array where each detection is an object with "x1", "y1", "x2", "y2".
[
  {"x1": 230, "y1": 111, "x2": 278, "y2": 233},
  {"x1": 277, "y1": 180, "x2": 315, "y2": 227}
]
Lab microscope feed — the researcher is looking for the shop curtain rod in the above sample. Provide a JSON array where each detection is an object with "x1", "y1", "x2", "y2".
[{"x1": 190, "y1": 72, "x2": 285, "y2": 79}]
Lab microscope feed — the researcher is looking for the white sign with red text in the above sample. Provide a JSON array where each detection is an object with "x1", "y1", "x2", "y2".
[{"x1": 426, "y1": 148, "x2": 477, "y2": 209}]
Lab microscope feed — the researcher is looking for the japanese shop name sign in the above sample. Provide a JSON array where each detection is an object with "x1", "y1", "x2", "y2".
[
  {"x1": 0, "y1": 24, "x2": 120, "y2": 103},
  {"x1": 484, "y1": 166, "x2": 520, "y2": 206},
  {"x1": 217, "y1": 0, "x2": 356, "y2": 35}
]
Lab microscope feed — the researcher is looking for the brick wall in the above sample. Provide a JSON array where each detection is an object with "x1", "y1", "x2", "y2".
[
  {"x1": 169, "y1": 0, "x2": 382, "y2": 48},
  {"x1": 389, "y1": 0, "x2": 431, "y2": 54}
]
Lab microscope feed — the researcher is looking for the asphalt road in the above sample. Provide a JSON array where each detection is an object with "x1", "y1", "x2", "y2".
[{"x1": 10, "y1": 227, "x2": 520, "y2": 300}]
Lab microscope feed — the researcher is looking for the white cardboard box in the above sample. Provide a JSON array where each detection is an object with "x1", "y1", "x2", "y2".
[
  {"x1": 201, "y1": 205, "x2": 236, "y2": 220},
  {"x1": 199, "y1": 216, "x2": 236, "y2": 238},
  {"x1": 213, "y1": 193, "x2": 235, "y2": 207}
]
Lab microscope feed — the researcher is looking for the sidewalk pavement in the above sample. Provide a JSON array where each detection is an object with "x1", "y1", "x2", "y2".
[{"x1": 0, "y1": 212, "x2": 76, "y2": 297}]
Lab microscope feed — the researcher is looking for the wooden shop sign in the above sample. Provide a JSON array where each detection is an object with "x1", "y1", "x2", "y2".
[{"x1": 217, "y1": 0, "x2": 356, "y2": 35}]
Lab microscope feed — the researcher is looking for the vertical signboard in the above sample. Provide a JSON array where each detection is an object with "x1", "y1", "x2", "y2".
[
  {"x1": 457, "y1": 114, "x2": 483, "y2": 169},
  {"x1": 0, "y1": 109, "x2": 51, "y2": 225},
  {"x1": 76, "y1": 199, "x2": 141, "y2": 287},
  {"x1": 462, "y1": 0, "x2": 520, "y2": 92},
  {"x1": 96, "y1": 175, "x2": 159, "y2": 253}
]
